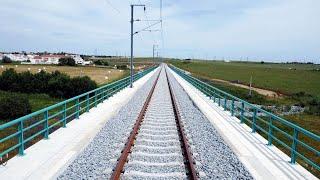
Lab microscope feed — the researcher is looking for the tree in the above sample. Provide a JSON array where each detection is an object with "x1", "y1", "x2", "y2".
[
  {"x1": 94, "y1": 60, "x2": 103, "y2": 65},
  {"x1": 69, "y1": 76, "x2": 97, "y2": 97},
  {"x1": 94, "y1": 60, "x2": 109, "y2": 66},
  {"x1": 0, "y1": 68, "x2": 19, "y2": 91},
  {"x1": 0, "y1": 95, "x2": 31, "y2": 122},
  {"x1": 59, "y1": 57, "x2": 76, "y2": 66},
  {"x1": 47, "y1": 73, "x2": 72, "y2": 98},
  {"x1": 2, "y1": 56, "x2": 12, "y2": 63},
  {"x1": 0, "y1": 68, "x2": 98, "y2": 99},
  {"x1": 117, "y1": 65, "x2": 128, "y2": 70}
]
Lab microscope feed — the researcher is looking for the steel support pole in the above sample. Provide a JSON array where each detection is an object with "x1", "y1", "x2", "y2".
[
  {"x1": 130, "y1": 5, "x2": 134, "y2": 88},
  {"x1": 153, "y1": 45, "x2": 155, "y2": 62}
]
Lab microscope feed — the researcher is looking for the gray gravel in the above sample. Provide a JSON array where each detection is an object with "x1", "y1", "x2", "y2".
[
  {"x1": 58, "y1": 65, "x2": 253, "y2": 179},
  {"x1": 167, "y1": 68, "x2": 254, "y2": 179},
  {"x1": 122, "y1": 68, "x2": 187, "y2": 179},
  {"x1": 58, "y1": 69, "x2": 160, "y2": 179}
]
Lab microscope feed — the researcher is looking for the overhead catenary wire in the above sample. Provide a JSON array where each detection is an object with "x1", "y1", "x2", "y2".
[
  {"x1": 129, "y1": 0, "x2": 164, "y2": 66},
  {"x1": 139, "y1": 0, "x2": 157, "y2": 45},
  {"x1": 105, "y1": 0, "x2": 121, "y2": 13},
  {"x1": 134, "y1": 21, "x2": 161, "y2": 35}
]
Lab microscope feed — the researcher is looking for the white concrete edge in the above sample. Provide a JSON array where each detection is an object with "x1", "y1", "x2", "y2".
[
  {"x1": 0, "y1": 67, "x2": 159, "y2": 180},
  {"x1": 168, "y1": 67, "x2": 317, "y2": 180}
]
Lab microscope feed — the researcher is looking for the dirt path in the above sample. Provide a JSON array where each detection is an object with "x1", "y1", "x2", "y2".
[{"x1": 210, "y1": 78, "x2": 283, "y2": 98}]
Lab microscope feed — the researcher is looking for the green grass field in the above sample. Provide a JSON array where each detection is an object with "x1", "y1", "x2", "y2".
[
  {"x1": 0, "y1": 91, "x2": 61, "y2": 113},
  {"x1": 169, "y1": 60, "x2": 320, "y2": 177},
  {"x1": 170, "y1": 60, "x2": 320, "y2": 98}
]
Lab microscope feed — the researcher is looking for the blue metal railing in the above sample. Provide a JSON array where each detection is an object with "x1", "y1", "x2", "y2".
[
  {"x1": 170, "y1": 65, "x2": 320, "y2": 172},
  {"x1": 0, "y1": 66, "x2": 157, "y2": 159}
]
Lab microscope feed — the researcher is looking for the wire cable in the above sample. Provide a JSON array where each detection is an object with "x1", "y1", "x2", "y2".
[
  {"x1": 139, "y1": 0, "x2": 157, "y2": 45},
  {"x1": 105, "y1": 0, "x2": 121, "y2": 14}
]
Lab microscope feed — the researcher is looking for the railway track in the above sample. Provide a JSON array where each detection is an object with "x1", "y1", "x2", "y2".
[{"x1": 111, "y1": 65, "x2": 198, "y2": 179}]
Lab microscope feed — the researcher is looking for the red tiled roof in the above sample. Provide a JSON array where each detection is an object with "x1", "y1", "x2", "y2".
[{"x1": 33, "y1": 55, "x2": 66, "y2": 59}]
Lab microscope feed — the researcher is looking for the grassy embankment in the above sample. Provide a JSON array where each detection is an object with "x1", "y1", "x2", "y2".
[
  {"x1": 170, "y1": 60, "x2": 320, "y2": 131},
  {"x1": 170, "y1": 60, "x2": 320, "y2": 177},
  {"x1": 89, "y1": 57, "x2": 158, "y2": 68}
]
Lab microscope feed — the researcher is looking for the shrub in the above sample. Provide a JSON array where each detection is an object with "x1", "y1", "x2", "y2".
[
  {"x1": 182, "y1": 60, "x2": 191, "y2": 64},
  {"x1": 59, "y1": 57, "x2": 76, "y2": 66},
  {"x1": 69, "y1": 76, "x2": 97, "y2": 97},
  {"x1": 0, "y1": 68, "x2": 19, "y2": 91},
  {"x1": 0, "y1": 69, "x2": 98, "y2": 99},
  {"x1": 19, "y1": 71, "x2": 35, "y2": 93},
  {"x1": 117, "y1": 65, "x2": 128, "y2": 70},
  {"x1": 2, "y1": 56, "x2": 12, "y2": 63},
  {"x1": 0, "y1": 95, "x2": 31, "y2": 122},
  {"x1": 94, "y1": 60, "x2": 103, "y2": 65},
  {"x1": 48, "y1": 73, "x2": 71, "y2": 98},
  {"x1": 94, "y1": 60, "x2": 109, "y2": 66},
  {"x1": 305, "y1": 99, "x2": 320, "y2": 115}
]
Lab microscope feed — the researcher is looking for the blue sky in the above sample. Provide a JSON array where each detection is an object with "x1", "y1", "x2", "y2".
[{"x1": 0, "y1": 0, "x2": 319, "y2": 62}]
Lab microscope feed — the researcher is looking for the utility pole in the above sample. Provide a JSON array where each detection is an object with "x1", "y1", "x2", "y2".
[
  {"x1": 153, "y1": 44, "x2": 158, "y2": 64},
  {"x1": 153, "y1": 45, "x2": 155, "y2": 61},
  {"x1": 157, "y1": 52, "x2": 159, "y2": 63},
  {"x1": 249, "y1": 75, "x2": 253, "y2": 96},
  {"x1": 130, "y1": 5, "x2": 134, "y2": 88},
  {"x1": 130, "y1": 4, "x2": 145, "y2": 88}
]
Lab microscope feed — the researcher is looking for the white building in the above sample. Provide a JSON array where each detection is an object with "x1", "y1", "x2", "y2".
[
  {"x1": 4, "y1": 53, "x2": 29, "y2": 61},
  {"x1": 29, "y1": 55, "x2": 66, "y2": 64},
  {"x1": 70, "y1": 54, "x2": 92, "y2": 65},
  {"x1": 82, "y1": 61, "x2": 92, "y2": 65},
  {"x1": 2, "y1": 52, "x2": 92, "y2": 65},
  {"x1": 70, "y1": 55, "x2": 84, "y2": 64}
]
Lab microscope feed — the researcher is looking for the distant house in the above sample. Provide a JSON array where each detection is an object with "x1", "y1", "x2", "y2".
[
  {"x1": 29, "y1": 55, "x2": 66, "y2": 64},
  {"x1": 82, "y1": 61, "x2": 92, "y2": 65},
  {"x1": 70, "y1": 54, "x2": 84, "y2": 64},
  {"x1": 70, "y1": 54, "x2": 92, "y2": 65},
  {"x1": 2, "y1": 52, "x2": 92, "y2": 65},
  {"x1": 4, "y1": 53, "x2": 29, "y2": 61}
]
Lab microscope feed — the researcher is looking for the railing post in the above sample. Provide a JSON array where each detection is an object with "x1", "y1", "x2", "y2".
[
  {"x1": 231, "y1": 99, "x2": 235, "y2": 116},
  {"x1": 106, "y1": 89, "x2": 110, "y2": 100},
  {"x1": 18, "y1": 121, "x2": 24, "y2": 156},
  {"x1": 252, "y1": 108, "x2": 257, "y2": 133},
  {"x1": 103, "y1": 88, "x2": 106, "y2": 101},
  {"x1": 224, "y1": 96, "x2": 227, "y2": 110},
  {"x1": 218, "y1": 96, "x2": 221, "y2": 106},
  {"x1": 86, "y1": 94, "x2": 90, "y2": 112},
  {"x1": 94, "y1": 91, "x2": 97, "y2": 107},
  {"x1": 44, "y1": 110, "x2": 49, "y2": 139},
  {"x1": 76, "y1": 98, "x2": 80, "y2": 119},
  {"x1": 240, "y1": 102, "x2": 244, "y2": 123},
  {"x1": 213, "y1": 90, "x2": 216, "y2": 103},
  {"x1": 267, "y1": 116, "x2": 273, "y2": 146},
  {"x1": 290, "y1": 128, "x2": 298, "y2": 164},
  {"x1": 63, "y1": 102, "x2": 67, "y2": 128}
]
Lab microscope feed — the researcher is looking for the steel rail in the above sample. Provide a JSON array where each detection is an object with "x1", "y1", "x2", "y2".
[
  {"x1": 165, "y1": 67, "x2": 198, "y2": 180},
  {"x1": 111, "y1": 66, "x2": 198, "y2": 179},
  {"x1": 110, "y1": 68, "x2": 162, "y2": 180}
]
